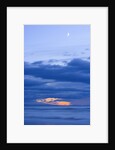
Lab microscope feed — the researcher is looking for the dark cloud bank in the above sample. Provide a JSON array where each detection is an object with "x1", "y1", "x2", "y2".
[{"x1": 24, "y1": 59, "x2": 90, "y2": 104}]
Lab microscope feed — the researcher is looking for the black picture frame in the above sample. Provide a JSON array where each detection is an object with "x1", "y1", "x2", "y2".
[{"x1": 0, "y1": 0, "x2": 111, "y2": 148}]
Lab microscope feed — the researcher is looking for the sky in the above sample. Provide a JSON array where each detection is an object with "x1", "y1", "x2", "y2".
[
  {"x1": 24, "y1": 25, "x2": 90, "y2": 63},
  {"x1": 24, "y1": 25, "x2": 90, "y2": 105}
]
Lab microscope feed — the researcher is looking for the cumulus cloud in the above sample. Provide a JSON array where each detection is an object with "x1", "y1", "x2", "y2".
[
  {"x1": 24, "y1": 58, "x2": 90, "y2": 102},
  {"x1": 24, "y1": 58, "x2": 90, "y2": 84}
]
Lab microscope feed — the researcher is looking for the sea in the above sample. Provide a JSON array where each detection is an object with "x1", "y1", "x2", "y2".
[{"x1": 24, "y1": 103, "x2": 90, "y2": 125}]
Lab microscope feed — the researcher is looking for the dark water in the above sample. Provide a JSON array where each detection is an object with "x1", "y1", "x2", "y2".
[{"x1": 24, "y1": 104, "x2": 90, "y2": 125}]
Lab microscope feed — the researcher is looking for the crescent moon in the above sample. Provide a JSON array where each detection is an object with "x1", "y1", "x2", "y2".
[{"x1": 67, "y1": 32, "x2": 70, "y2": 37}]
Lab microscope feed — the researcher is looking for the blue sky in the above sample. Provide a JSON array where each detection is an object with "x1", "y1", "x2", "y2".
[
  {"x1": 24, "y1": 25, "x2": 90, "y2": 105},
  {"x1": 24, "y1": 25, "x2": 90, "y2": 63}
]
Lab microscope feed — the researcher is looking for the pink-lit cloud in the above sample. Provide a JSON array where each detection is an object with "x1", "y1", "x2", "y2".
[{"x1": 36, "y1": 98, "x2": 71, "y2": 106}]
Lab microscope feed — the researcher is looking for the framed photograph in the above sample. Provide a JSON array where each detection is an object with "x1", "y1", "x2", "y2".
[
  {"x1": 2, "y1": 5, "x2": 109, "y2": 145},
  {"x1": 24, "y1": 24, "x2": 90, "y2": 126}
]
